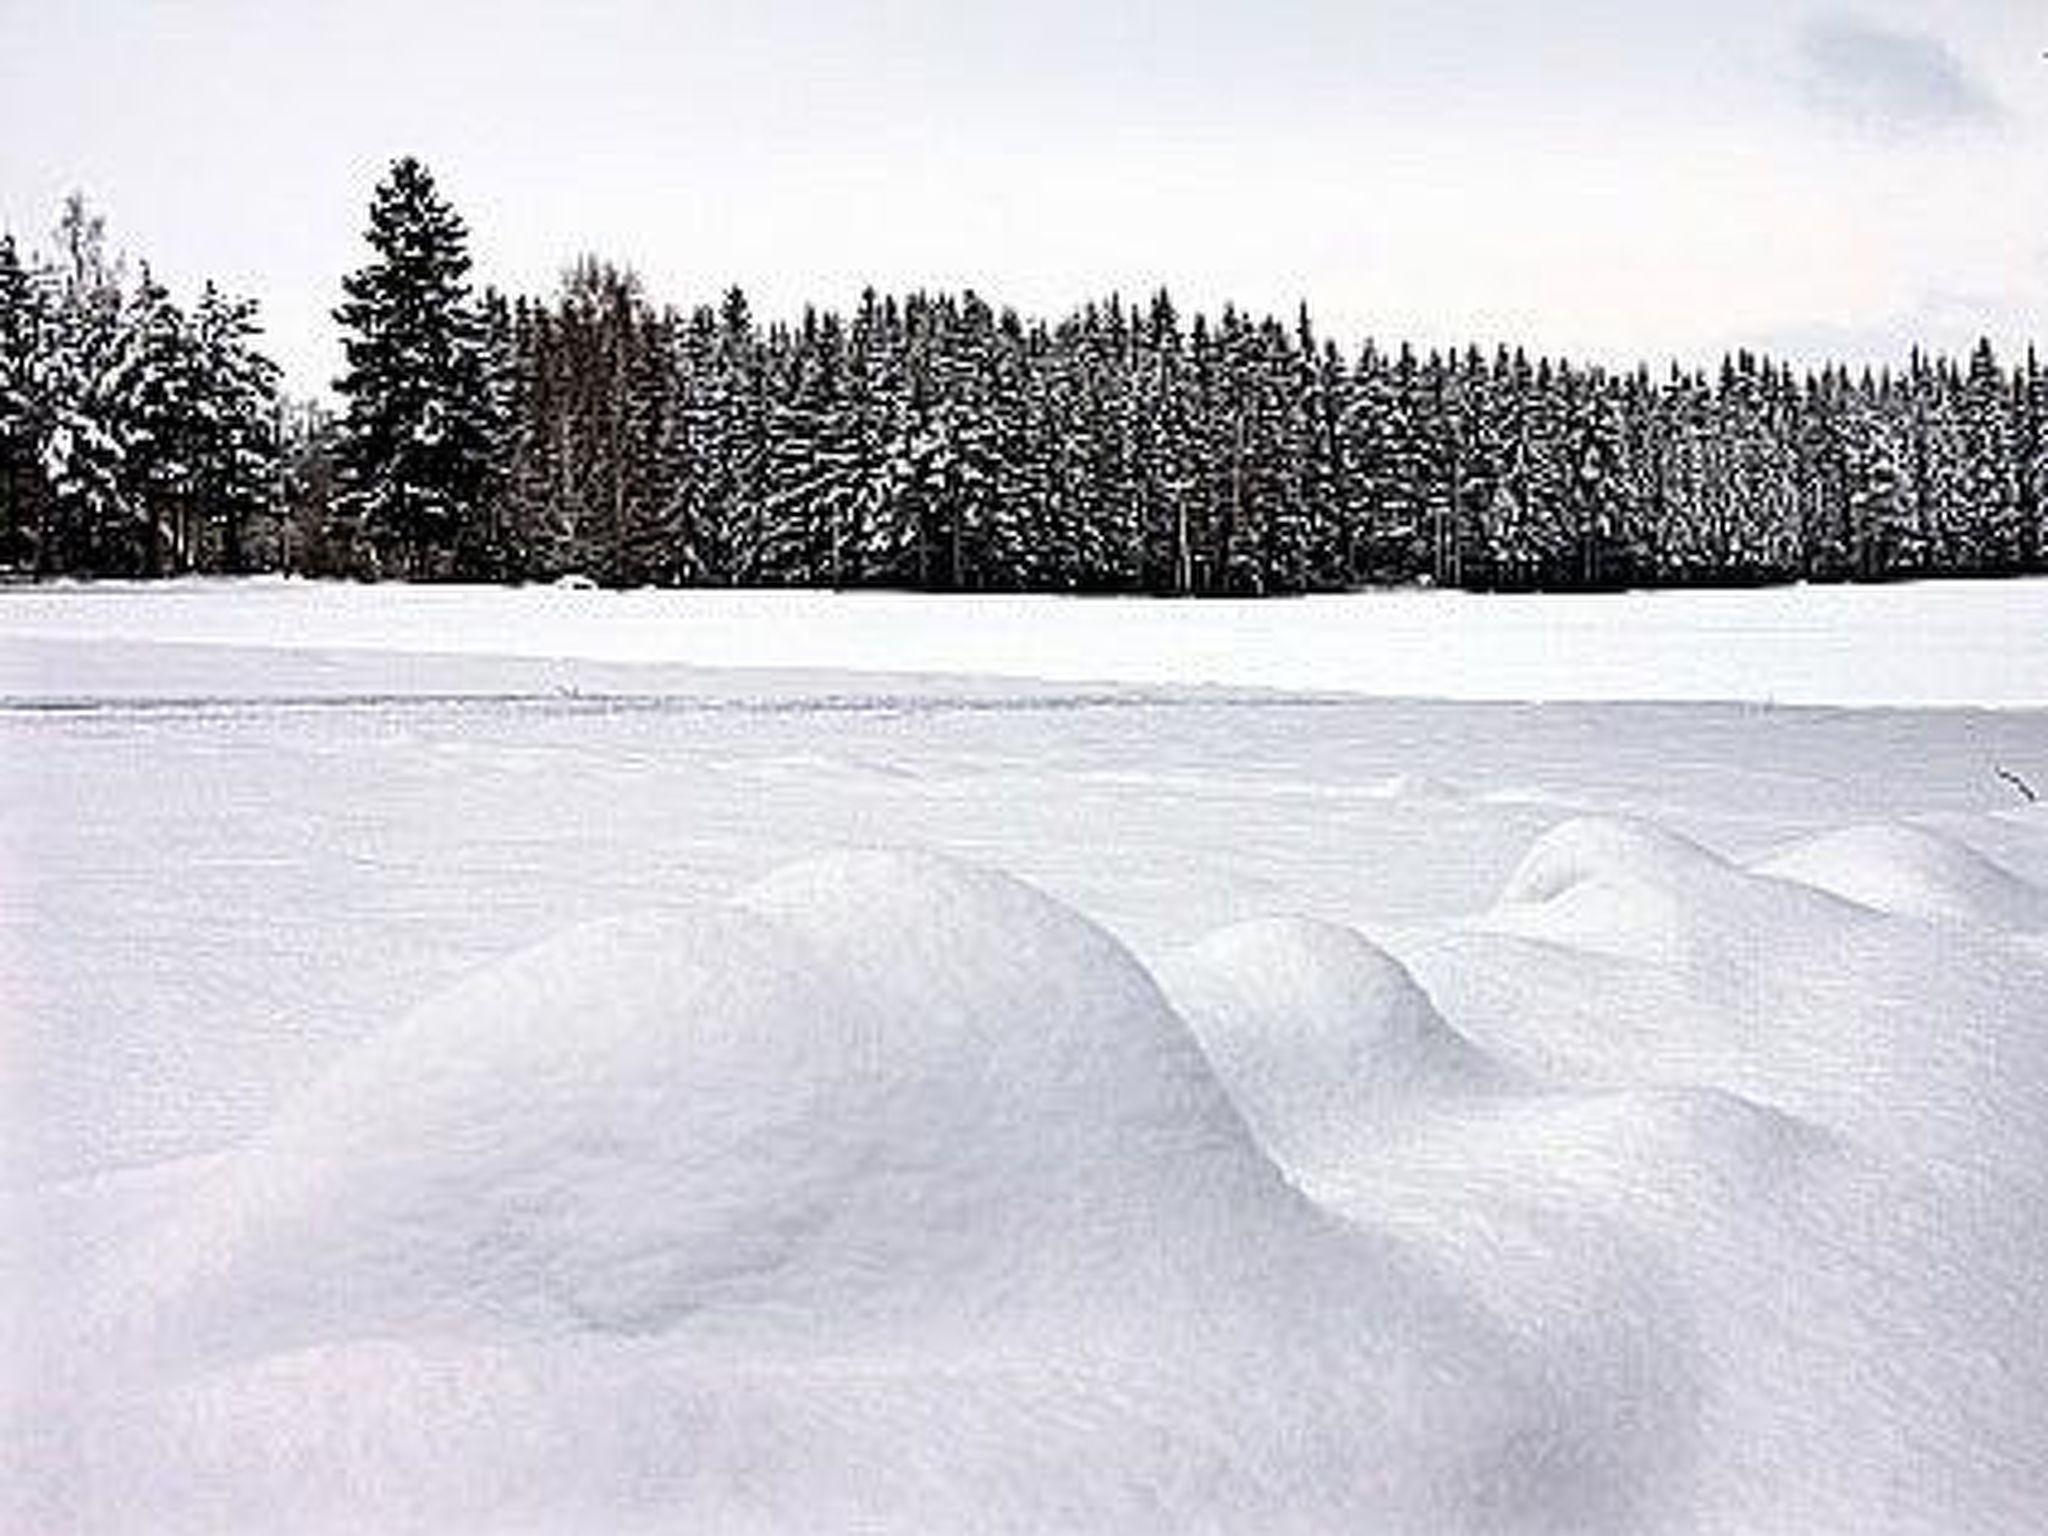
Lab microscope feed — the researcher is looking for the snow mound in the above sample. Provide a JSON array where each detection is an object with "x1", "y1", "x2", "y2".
[
  {"x1": 1158, "y1": 918, "x2": 1509, "y2": 1187},
  {"x1": 1758, "y1": 821, "x2": 2048, "y2": 931},
  {"x1": 1484, "y1": 816, "x2": 1804, "y2": 972},
  {"x1": 1490, "y1": 819, "x2": 1859, "y2": 974},
  {"x1": 151, "y1": 852, "x2": 1284, "y2": 1360},
  {"x1": 1413, "y1": 814, "x2": 2048, "y2": 1178},
  {"x1": 55, "y1": 853, "x2": 1638, "y2": 1534},
  {"x1": 1404, "y1": 1084, "x2": 1829, "y2": 1209},
  {"x1": 1498, "y1": 816, "x2": 1735, "y2": 908}
]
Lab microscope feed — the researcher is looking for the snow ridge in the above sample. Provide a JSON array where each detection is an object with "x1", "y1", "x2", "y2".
[{"x1": 16, "y1": 825, "x2": 2048, "y2": 1533}]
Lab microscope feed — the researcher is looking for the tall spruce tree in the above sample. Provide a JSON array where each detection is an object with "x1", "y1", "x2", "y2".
[
  {"x1": 0, "y1": 234, "x2": 46, "y2": 568},
  {"x1": 189, "y1": 283, "x2": 282, "y2": 573},
  {"x1": 39, "y1": 196, "x2": 136, "y2": 575},
  {"x1": 333, "y1": 157, "x2": 493, "y2": 577}
]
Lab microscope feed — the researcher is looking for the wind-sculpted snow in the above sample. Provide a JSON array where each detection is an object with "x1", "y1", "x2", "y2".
[
  {"x1": 1389, "y1": 816, "x2": 2048, "y2": 1530},
  {"x1": 1431, "y1": 817, "x2": 2048, "y2": 1166},
  {"x1": 1759, "y1": 820, "x2": 2048, "y2": 931},
  {"x1": 149, "y1": 851, "x2": 1320, "y2": 1360},
  {"x1": 14, "y1": 827, "x2": 2048, "y2": 1531},
  {"x1": 18, "y1": 853, "x2": 1629, "y2": 1535},
  {"x1": 1158, "y1": 919, "x2": 1512, "y2": 1191}
]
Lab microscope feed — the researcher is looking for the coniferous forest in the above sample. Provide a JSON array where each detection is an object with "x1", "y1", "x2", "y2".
[{"x1": 3, "y1": 158, "x2": 2044, "y2": 593}]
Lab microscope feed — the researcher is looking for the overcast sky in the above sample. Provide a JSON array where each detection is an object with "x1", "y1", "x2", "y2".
[{"x1": 2, "y1": 0, "x2": 2040, "y2": 394}]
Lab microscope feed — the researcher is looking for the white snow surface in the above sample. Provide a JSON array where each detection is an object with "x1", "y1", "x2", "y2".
[
  {"x1": 3, "y1": 571, "x2": 2048, "y2": 704},
  {"x1": 7, "y1": 580, "x2": 2048, "y2": 1532}
]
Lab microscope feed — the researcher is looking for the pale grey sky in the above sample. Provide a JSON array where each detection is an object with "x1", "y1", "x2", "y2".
[{"x1": 2, "y1": 0, "x2": 2040, "y2": 394}]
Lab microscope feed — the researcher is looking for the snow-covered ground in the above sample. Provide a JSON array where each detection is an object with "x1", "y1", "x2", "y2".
[
  {"x1": 6, "y1": 580, "x2": 2048, "y2": 1532},
  {"x1": 5, "y1": 571, "x2": 2048, "y2": 704}
]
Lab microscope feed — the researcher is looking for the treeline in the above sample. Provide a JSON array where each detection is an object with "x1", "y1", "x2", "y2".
[
  {"x1": 0, "y1": 198, "x2": 287, "y2": 578},
  {"x1": 461, "y1": 275, "x2": 2043, "y2": 592},
  {"x1": 5, "y1": 164, "x2": 2046, "y2": 592}
]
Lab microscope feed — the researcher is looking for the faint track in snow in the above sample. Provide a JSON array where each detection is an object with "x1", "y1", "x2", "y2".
[{"x1": 0, "y1": 688, "x2": 1363, "y2": 721}]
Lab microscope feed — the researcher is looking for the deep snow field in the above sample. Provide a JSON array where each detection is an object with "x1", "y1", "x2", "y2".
[{"x1": 6, "y1": 578, "x2": 2048, "y2": 1533}]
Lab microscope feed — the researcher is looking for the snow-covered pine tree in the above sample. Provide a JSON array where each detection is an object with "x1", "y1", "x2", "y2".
[
  {"x1": 1444, "y1": 349, "x2": 1515, "y2": 588},
  {"x1": 333, "y1": 157, "x2": 494, "y2": 578},
  {"x1": 1616, "y1": 366, "x2": 1668, "y2": 582},
  {"x1": 1713, "y1": 352, "x2": 1800, "y2": 579},
  {"x1": 1033, "y1": 308, "x2": 1089, "y2": 590},
  {"x1": 920, "y1": 291, "x2": 1008, "y2": 590},
  {"x1": 278, "y1": 399, "x2": 348, "y2": 576},
  {"x1": 188, "y1": 282, "x2": 282, "y2": 573},
  {"x1": 468, "y1": 287, "x2": 528, "y2": 580},
  {"x1": 1843, "y1": 368, "x2": 1911, "y2": 578},
  {"x1": 1132, "y1": 291, "x2": 1198, "y2": 595},
  {"x1": 0, "y1": 233, "x2": 48, "y2": 570},
  {"x1": 1205, "y1": 307, "x2": 1268, "y2": 594},
  {"x1": 1898, "y1": 351, "x2": 1966, "y2": 575},
  {"x1": 1344, "y1": 341, "x2": 1408, "y2": 581},
  {"x1": 1064, "y1": 297, "x2": 1147, "y2": 591},
  {"x1": 1562, "y1": 366, "x2": 1632, "y2": 588},
  {"x1": 119, "y1": 266, "x2": 197, "y2": 575},
  {"x1": 1447, "y1": 347, "x2": 1505, "y2": 588},
  {"x1": 1249, "y1": 311, "x2": 1311, "y2": 595},
  {"x1": 1299, "y1": 330, "x2": 1354, "y2": 591},
  {"x1": 1659, "y1": 365, "x2": 1726, "y2": 580},
  {"x1": 936, "y1": 300, "x2": 1038, "y2": 589},
  {"x1": 621, "y1": 301, "x2": 688, "y2": 585},
  {"x1": 873, "y1": 292, "x2": 953, "y2": 588},
  {"x1": 38, "y1": 195, "x2": 137, "y2": 576},
  {"x1": 757, "y1": 308, "x2": 833, "y2": 584},
  {"x1": 671, "y1": 287, "x2": 772, "y2": 584},
  {"x1": 1499, "y1": 354, "x2": 1574, "y2": 586},
  {"x1": 1792, "y1": 366, "x2": 1854, "y2": 580},
  {"x1": 670, "y1": 303, "x2": 722, "y2": 580},
  {"x1": 1957, "y1": 339, "x2": 2020, "y2": 572},
  {"x1": 826, "y1": 289, "x2": 900, "y2": 587},
  {"x1": 2015, "y1": 348, "x2": 2048, "y2": 573}
]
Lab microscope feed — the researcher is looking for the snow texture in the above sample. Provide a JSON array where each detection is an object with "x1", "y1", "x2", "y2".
[
  {"x1": 4, "y1": 571, "x2": 2048, "y2": 704},
  {"x1": 7, "y1": 582, "x2": 2048, "y2": 1532},
  {"x1": 1760, "y1": 819, "x2": 2048, "y2": 930}
]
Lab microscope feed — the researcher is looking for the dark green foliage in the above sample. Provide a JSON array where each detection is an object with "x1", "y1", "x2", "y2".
[
  {"x1": 11, "y1": 169, "x2": 2045, "y2": 594},
  {"x1": 332, "y1": 157, "x2": 494, "y2": 578},
  {"x1": 0, "y1": 197, "x2": 281, "y2": 578},
  {"x1": 465, "y1": 275, "x2": 2048, "y2": 593}
]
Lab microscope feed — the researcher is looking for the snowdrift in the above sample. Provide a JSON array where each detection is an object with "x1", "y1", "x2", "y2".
[
  {"x1": 1759, "y1": 819, "x2": 2048, "y2": 931},
  {"x1": 21, "y1": 853, "x2": 1607, "y2": 1535},
  {"x1": 1158, "y1": 917, "x2": 1511, "y2": 1192},
  {"x1": 1395, "y1": 816, "x2": 2048, "y2": 1530},
  {"x1": 15, "y1": 826, "x2": 2048, "y2": 1533}
]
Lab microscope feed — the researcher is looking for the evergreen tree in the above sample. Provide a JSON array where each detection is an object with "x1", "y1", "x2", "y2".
[
  {"x1": 1133, "y1": 290, "x2": 1197, "y2": 594},
  {"x1": 1957, "y1": 339, "x2": 2019, "y2": 571},
  {"x1": 2014, "y1": 349, "x2": 2047, "y2": 573},
  {"x1": 120, "y1": 266, "x2": 198, "y2": 574},
  {"x1": 39, "y1": 195, "x2": 136, "y2": 575},
  {"x1": 278, "y1": 400, "x2": 346, "y2": 575},
  {"x1": 0, "y1": 233, "x2": 48, "y2": 569},
  {"x1": 188, "y1": 283, "x2": 282, "y2": 573},
  {"x1": 1843, "y1": 370, "x2": 1910, "y2": 578},
  {"x1": 332, "y1": 157, "x2": 494, "y2": 578}
]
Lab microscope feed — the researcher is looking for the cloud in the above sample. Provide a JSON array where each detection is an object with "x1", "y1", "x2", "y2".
[{"x1": 1797, "y1": 13, "x2": 2005, "y2": 135}]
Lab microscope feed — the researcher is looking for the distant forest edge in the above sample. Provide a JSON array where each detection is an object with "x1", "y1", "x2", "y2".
[{"x1": 3, "y1": 159, "x2": 2045, "y2": 594}]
